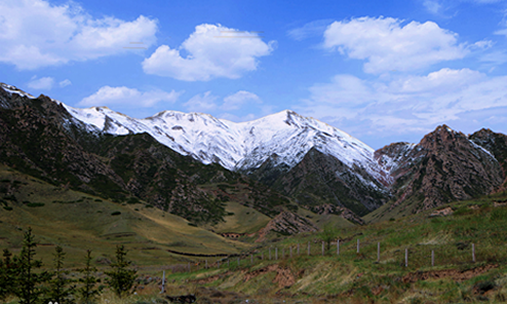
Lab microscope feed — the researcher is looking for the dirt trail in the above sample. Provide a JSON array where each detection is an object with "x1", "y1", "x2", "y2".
[{"x1": 402, "y1": 264, "x2": 498, "y2": 283}]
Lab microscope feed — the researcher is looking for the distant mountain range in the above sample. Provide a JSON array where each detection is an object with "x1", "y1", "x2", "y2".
[{"x1": 0, "y1": 82, "x2": 507, "y2": 225}]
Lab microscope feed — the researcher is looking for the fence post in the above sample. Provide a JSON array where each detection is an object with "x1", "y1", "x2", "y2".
[
  {"x1": 297, "y1": 243, "x2": 300, "y2": 255},
  {"x1": 160, "y1": 270, "x2": 165, "y2": 294},
  {"x1": 322, "y1": 241, "x2": 325, "y2": 256},
  {"x1": 282, "y1": 249, "x2": 285, "y2": 259},
  {"x1": 188, "y1": 262, "x2": 191, "y2": 272},
  {"x1": 431, "y1": 250, "x2": 434, "y2": 267},
  {"x1": 275, "y1": 248, "x2": 278, "y2": 260},
  {"x1": 337, "y1": 239, "x2": 340, "y2": 255},
  {"x1": 251, "y1": 254, "x2": 253, "y2": 265},
  {"x1": 472, "y1": 243, "x2": 476, "y2": 263},
  {"x1": 405, "y1": 249, "x2": 408, "y2": 267},
  {"x1": 377, "y1": 242, "x2": 380, "y2": 262},
  {"x1": 290, "y1": 246, "x2": 292, "y2": 258},
  {"x1": 228, "y1": 259, "x2": 230, "y2": 268},
  {"x1": 308, "y1": 241, "x2": 310, "y2": 255},
  {"x1": 238, "y1": 257, "x2": 240, "y2": 267},
  {"x1": 205, "y1": 259, "x2": 208, "y2": 269},
  {"x1": 357, "y1": 239, "x2": 360, "y2": 254},
  {"x1": 218, "y1": 260, "x2": 220, "y2": 269}
]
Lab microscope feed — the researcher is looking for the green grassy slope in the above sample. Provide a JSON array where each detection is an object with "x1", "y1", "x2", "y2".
[
  {"x1": 161, "y1": 191, "x2": 506, "y2": 304},
  {"x1": 0, "y1": 165, "x2": 249, "y2": 268}
]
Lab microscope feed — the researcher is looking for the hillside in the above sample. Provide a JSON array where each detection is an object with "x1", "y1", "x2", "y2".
[
  {"x1": 368, "y1": 126, "x2": 506, "y2": 222},
  {"x1": 0, "y1": 84, "x2": 319, "y2": 228},
  {"x1": 0, "y1": 164, "x2": 249, "y2": 267},
  {"x1": 160, "y1": 191, "x2": 506, "y2": 304}
]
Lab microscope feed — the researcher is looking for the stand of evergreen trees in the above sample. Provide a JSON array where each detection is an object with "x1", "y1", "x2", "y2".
[{"x1": 0, "y1": 227, "x2": 137, "y2": 304}]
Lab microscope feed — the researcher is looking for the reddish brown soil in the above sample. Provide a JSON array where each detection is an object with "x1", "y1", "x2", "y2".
[
  {"x1": 402, "y1": 264, "x2": 498, "y2": 283},
  {"x1": 243, "y1": 264, "x2": 296, "y2": 288}
]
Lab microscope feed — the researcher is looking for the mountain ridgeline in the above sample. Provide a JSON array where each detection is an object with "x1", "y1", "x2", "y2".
[{"x1": 0, "y1": 83, "x2": 507, "y2": 226}]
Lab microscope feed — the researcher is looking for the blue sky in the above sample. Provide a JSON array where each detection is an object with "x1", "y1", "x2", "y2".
[{"x1": 0, "y1": 0, "x2": 507, "y2": 149}]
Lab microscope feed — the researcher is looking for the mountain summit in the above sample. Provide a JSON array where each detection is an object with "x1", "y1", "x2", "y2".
[
  {"x1": 0, "y1": 82, "x2": 506, "y2": 221},
  {"x1": 65, "y1": 106, "x2": 386, "y2": 179}
]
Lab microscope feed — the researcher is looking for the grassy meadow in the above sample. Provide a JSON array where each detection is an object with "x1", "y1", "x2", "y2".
[{"x1": 0, "y1": 163, "x2": 507, "y2": 304}]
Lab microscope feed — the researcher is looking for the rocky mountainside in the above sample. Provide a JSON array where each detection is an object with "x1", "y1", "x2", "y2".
[
  {"x1": 368, "y1": 125, "x2": 506, "y2": 221},
  {"x1": 0, "y1": 82, "x2": 507, "y2": 226},
  {"x1": 0, "y1": 83, "x2": 297, "y2": 225},
  {"x1": 264, "y1": 148, "x2": 389, "y2": 216},
  {"x1": 255, "y1": 211, "x2": 318, "y2": 242}
]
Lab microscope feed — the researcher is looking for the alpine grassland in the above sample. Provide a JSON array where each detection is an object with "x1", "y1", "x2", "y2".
[{"x1": 0, "y1": 163, "x2": 506, "y2": 304}]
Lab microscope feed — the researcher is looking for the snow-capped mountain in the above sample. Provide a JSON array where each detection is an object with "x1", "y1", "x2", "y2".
[
  {"x1": 0, "y1": 82, "x2": 507, "y2": 220},
  {"x1": 62, "y1": 104, "x2": 390, "y2": 187}
]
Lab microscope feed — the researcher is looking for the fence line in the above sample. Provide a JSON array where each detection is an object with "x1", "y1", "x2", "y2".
[{"x1": 177, "y1": 242, "x2": 478, "y2": 274}]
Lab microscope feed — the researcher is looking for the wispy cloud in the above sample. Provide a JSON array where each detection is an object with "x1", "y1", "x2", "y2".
[
  {"x1": 78, "y1": 86, "x2": 182, "y2": 108},
  {"x1": 287, "y1": 19, "x2": 334, "y2": 41},
  {"x1": 295, "y1": 68, "x2": 506, "y2": 136},
  {"x1": 27, "y1": 76, "x2": 54, "y2": 90},
  {"x1": 423, "y1": 0, "x2": 442, "y2": 14},
  {"x1": 142, "y1": 24, "x2": 275, "y2": 81},
  {"x1": 183, "y1": 90, "x2": 261, "y2": 112},
  {"x1": 59, "y1": 79, "x2": 72, "y2": 88}
]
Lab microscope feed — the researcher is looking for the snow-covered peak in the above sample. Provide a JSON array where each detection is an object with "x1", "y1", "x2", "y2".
[
  {"x1": 0, "y1": 83, "x2": 391, "y2": 187},
  {"x1": 63, "y1": 104, "x2": 390, "y2": 187},
  {"x1": 0, "y1": 83, "x2": 36, "y2": 99}
]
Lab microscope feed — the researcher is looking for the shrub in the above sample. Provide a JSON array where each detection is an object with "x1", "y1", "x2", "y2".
[
  {"x1": 453, "y1": 206, "x2": 470, "y2": 216},
  {"x1": 319, "y1": 225, "x2": 340, "y2": 252},
  {"x1": 111, "y1": 211, "x2": 121, "y2": 216},
  {"x1": 26, "y1": 203, "x2": 45, "y2": 207},
  {"x1": 127, "y1": 197, "x2": 139, "y2": 204}
]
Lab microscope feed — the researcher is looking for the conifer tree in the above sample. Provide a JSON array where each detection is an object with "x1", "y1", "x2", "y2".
[
  {"x1": 77, "y1": 250, "x2": 102, "y2": 304},
  {"x1": 16, "y1": 227, "x2": 50, "y2": 304},
  {"x1": 0, "y1": 249, "x2": 20, "y2": 301},
  {"x1": 104, "y1": 245, "x2": 138, "y2": 298},
  {"x1": 46, "y1": 246, "x2": 75, "y2": 304}
]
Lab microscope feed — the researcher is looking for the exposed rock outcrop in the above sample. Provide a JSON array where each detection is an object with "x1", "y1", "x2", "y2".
[
  {"x1": 310, "y1": 204, "x2": 365, "y2": 225},
  {"x1": 255, "y1": 211, "x2": 318, "y2": 242}
]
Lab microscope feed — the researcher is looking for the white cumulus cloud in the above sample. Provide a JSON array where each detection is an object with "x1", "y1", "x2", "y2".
[
  {"x1": 78, "y1": 86, "x2": 182, "y2": 108},
  {"x1": 142, "y1": 24, "x2": 275, "y2": 81},
  {"x1": 323, "y1": 16, "x2": 468, "y2": 74},
  {"x1": 0, "y1": 0, "x2": 158, "y2": 70}
]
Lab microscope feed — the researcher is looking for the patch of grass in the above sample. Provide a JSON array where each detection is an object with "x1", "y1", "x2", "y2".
[{"x1": 490, "y1": 208, "x2": 506, "y2": 220}]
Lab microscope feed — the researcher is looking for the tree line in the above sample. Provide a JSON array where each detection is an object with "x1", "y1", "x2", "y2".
[{"x1": 0, "y1": 227, "x2": 138, "y2": 304}]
